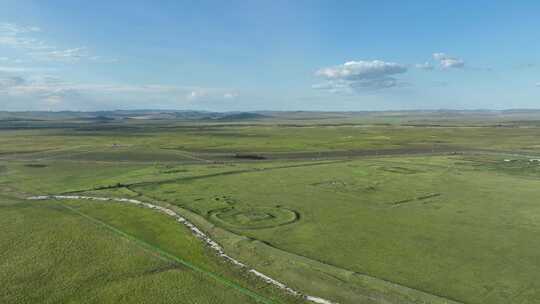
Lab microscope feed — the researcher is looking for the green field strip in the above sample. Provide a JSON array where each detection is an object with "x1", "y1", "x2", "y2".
[
  {"x1": 59, "y1": 159, "x2": 346, "y2": 195},
  {"x1": 60, "y1": 203, "x2": 279, "y2": 304}
]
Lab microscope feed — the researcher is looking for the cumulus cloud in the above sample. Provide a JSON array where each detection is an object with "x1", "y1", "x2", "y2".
[
  {"x1": 316, "y1": 60, "x2": 407, "y2": 80},
  {"x1": 433, "y1": 53, "x2": 465, "y2": 69},
  {"x1": 314, "y1": 60, "x2": 408, "y2": 92}
]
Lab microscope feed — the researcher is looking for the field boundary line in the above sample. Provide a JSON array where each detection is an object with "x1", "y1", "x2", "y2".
[
  {"x1": 59, "y1": 203, "x2": 278, "y2": 304},
  {"x1": 59, "y1": 159, "x2": 348, "y2": 195}
]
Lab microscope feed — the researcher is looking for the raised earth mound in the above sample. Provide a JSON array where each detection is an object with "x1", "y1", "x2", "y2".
[{"x1": 210, "y1": 206, "x2": 299, "y2": 229}]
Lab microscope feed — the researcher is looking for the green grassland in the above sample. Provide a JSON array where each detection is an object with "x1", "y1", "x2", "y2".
[
  {"x1": 2, "y1": 111, "x2": 540, "y2": 304},
  {"x1": 0, "y1": 195, "x2": 305, "y2": 304},
  {"x1": 132, "y1": 155, "x2": 540, "y2": 304},
  {"x1": 3, "y1": 123, "x2": 540, "y2": 156},
  {"x1": 0, "y1": 199, "x2": 294, "y2": 304}
]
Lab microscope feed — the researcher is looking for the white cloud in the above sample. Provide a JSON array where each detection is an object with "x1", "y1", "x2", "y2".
[
  {"x1": 314, "y1": 60, "x2": 408, "y2": 92},
  {"x1": 43, "y1": 47, "x2": 89, "y2": 62},
  {"x1": 415, "y1": 62, "x2": 434, "y2": 70},
  {"x1": 0, "y1": 66, "x2": 32, "y2": 72},
  {"x1": 0, "y1": 73, "x2": 239, "y2": 110},
  {"x1": 536, "y1": 82, "x2": 540, "y2": 87},
  {"x1": 89, "y1": 56, "x2": 119, "y2": 63},
  {"x1": 0, "y1": 76, "x2": 25, "y2": 88},
  {"x1": 186, "y1": 90, "x2": 208, "y2": 100},
  {"x1": 312, "y1": 80, "x2": 351, "y2": 94},
  {"x1": 0, "y1": 23, "x2": 52, "y2": 51},
  {"x1": 316, "y1": 60, "x2": 407, "y2": 80},
  {"x1": 38, "y1": 48, "x2": 117, "y2": 63},
  {"x1": 223, "y1": 92, "x2": 238, "y2": 99},
  {"x1": 0, "y1": 75, "x2": 76, "y2": 107},
  {"x1": 433, "y1": 53, "x2": 465, "y2": 69},
  {"x1": 44, "y1": 94, "x2": 64, "y2": 105},
  {"x1": 0, "y1": 23, "x2": 109, "y2": 63},
  {"x1": 0, "y1": 23, "x2": 41, "y2": 34}
]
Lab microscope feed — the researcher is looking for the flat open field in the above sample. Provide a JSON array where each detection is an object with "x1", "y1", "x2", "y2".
[
  {"x1": 0, "y1": 199, "x2": 292, "y2": 304},
  {"x1": 2, "y1": 110, "x2": 540, "y2": 304}
]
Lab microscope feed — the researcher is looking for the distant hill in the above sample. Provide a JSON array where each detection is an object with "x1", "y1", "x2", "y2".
[
  {"x1": 215, "y1": 112, "x2": 268, "y2": 121},
  {"x1": 79, "y1": 115, "x2": 116, "y2": 122},
  {"x1": 3, "y1": 109, "x2": 540, "y2": 124},
  {"x1": 0, "y1": 110, "x2": 271, "y2": 122}
]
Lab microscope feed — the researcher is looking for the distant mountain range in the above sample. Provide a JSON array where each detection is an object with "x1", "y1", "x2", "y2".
[
  {"x1": 0, "y1": 110, "x2": 270, "y2": 122},
  {"x1": 2, "y1": 109, "x2": 540, "y2": 122}
]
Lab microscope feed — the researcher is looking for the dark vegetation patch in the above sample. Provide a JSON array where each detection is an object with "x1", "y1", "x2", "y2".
[
  {"x1": 61, "y1": 151, "x2": 191, "y2": 162},
  {"x1": 234, "y1": 153, "x2": 267, "y2": 160},
  {"x1": 24, "y1": 163, "x2": 48, "y2": 168},
  {"x1": 235, "y1": 147, "x2": 462, "y2": 161},
  {"x1": 79, "y1": 116, "x2": 115, "y2": 122},
  {"x1": 53, "y1": 131, "x2": 152, "y2": 137},
  {"x1": 390, "y1": 193, "x2": 442, "y2": 206},
  {"x1": 0, "y1": 122, "x2": 79, "y2": 130},
  {"x1": 161, "y1": 168, "x2": 188, "y2": 174},
  {"x1": 181, "y1": 130, "x2": 269, "y2": 138},
  {"x1": 214, "y1": 112, "x2": 268, "y2": 121},
  {"x1": 380, "y1": 166, "x2": 423, "y2": 174},
  {"x1": 213, "y1": 195, "x2": 236, "y2": 204},
  {"x1": 0, "y1": 150, "x2": 51, "y2": 156},
  {"x1": 91, "y1": 183, "x2": 128, "y2": 191},
  {"x1": 74, "y1": 125, "x2": 141, "y2": 132}
]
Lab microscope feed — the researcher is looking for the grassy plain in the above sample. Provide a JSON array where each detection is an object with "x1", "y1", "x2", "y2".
[
  {"x1": 0, "y1": 199, "x2": 293, "y2": 304},
  {"x1": 2, "y1": 110, "x2": 540, "y2": 304}
]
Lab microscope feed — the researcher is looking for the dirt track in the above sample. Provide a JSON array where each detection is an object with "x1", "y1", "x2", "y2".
[{"x1": 188, "y1": 146, "x2": 466, "y2": 163}]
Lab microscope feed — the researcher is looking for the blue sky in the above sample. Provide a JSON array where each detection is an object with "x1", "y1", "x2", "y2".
[{"x1": 0, "y1": 0, "x2": 539, "y2": 111}]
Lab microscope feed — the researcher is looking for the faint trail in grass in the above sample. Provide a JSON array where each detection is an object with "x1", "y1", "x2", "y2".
[
  {"x1": 390, "y1": 193, "x2": 442, "y2": 207},
  {"x1": 172, "y1": 150, "x2": 214, "y2": 163},
  {"x1": 59, "y1": 159, "x2": 348, "y2": 195},
  {"x1": 59, "y1": 203, "x2": 278, "y2": 304}
]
